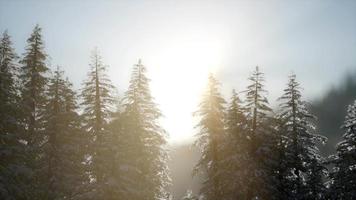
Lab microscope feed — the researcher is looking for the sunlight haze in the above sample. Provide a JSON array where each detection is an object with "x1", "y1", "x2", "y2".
[
  {"x1": 1, "y1": 0, "x2": 355, "y2": 143},
  {"x1": 2, "y1": 1, "x2": 356, "y2": 199}
]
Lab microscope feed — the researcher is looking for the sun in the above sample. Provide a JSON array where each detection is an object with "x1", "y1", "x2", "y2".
[{"x1": 144, "y1": 32, "x2": 225, "y2": 144}]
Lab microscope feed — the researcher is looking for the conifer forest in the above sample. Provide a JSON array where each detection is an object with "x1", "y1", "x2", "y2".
[{"x1": 1, "y1": 1, "x2": 356, "y2": 200}]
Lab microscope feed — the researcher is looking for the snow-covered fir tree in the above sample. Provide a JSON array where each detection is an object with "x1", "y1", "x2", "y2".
[
  {"x1": 220, "y1": 89, "x2": 249, "y2": 200},
  {"x1": 0, "y1": 30, "x2": 29, "y2": 200},
  {"x1": 243, "y1": 66, "x2": 278, "y2": 199},
  {"x1": 119, "y1": 59, "x2": 169, "y2": 200},
  {"x1": 19, "y1": 25, "x2": 50, "y2": 198},
  {"x1": 41, "y1": 68, "x2": 89, "y2": 199},
  {"x1": 328, "y1": 100, "x2": 356, "y2": 199},
  {"x1": 275, "y1": 73, "x2": 305, "y2": 199},
  {"x1": 80, "y1": 49, "x2": 116, "y2": 199},
  {"x1": 194, "y1": 74, "x2": 225, "y2": 200},
  {"x1": 277, "y1": 73, "x2": 326, "y2": 199}
]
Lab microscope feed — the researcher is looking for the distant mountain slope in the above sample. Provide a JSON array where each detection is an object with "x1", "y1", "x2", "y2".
[{"x1": 312, "y1": 72, "x2": 356, "y2": 156}]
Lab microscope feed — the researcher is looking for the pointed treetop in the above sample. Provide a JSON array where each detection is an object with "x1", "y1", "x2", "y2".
[
  {"x1": 232, "y1": 89, "x2": 238, "y2": 97},
  {"x1": 252, "y1": 66, "x2": 262, "y2": 76},
  {"x1": 230, "y1": 89, "x2": 242, "y2": 103},
  {"x1": 30, "y1": 24, "x2": 42, "y2": 37},
  {"x1": 289, "y1": 72, "x2": 297, "y2": 81},
  {"x1": 208, "y1": 73, "x2": 219, "y2": 85},
  {"x1": 0, "y1": 29, "x2": 18, "y2": 61},
  {"x1": 1, "y1": 29, "x2": 9, "y2": 38}
]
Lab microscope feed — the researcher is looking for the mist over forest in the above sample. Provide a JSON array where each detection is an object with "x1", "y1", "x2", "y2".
[
  {"x1": 312, "y1": 72, "x2": 356, "y2": 155},
  {"x1": 1, "y1": 1, "x2": 356, "y2": 200}
]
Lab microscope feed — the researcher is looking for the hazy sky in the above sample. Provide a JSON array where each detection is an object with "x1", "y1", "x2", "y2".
[{"x1": 1, "y1": 0, "x2": 356, "y2": 143}]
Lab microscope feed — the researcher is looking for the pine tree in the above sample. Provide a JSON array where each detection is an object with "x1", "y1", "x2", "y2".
[
  {"x1": 276, "y1": 73, "x2": 304, "y2": 199},
  {"x1": 243, "y1": 66, "x2": 277, "y2": 199},
  {"x1": 19, "y1": 24, "x2": 49, "y2": 198},
  {"x1": 0, "y1": 30, "x2": 29, "y2": 200},
  {"x1": 244, "y1": 67, "x2": 272, "y2": 136},
  {"x1": 328, "y1": 100, "x2": 356, "y2": 199},
  {"x1": 80, "y1": 48, "x2": 116, "y2": 199},
  {"x1": 194, "y1": 74, "x2": 225, "y2": 200},
  {"x1": 277, "y1": 73, "x2": 326, "y2": 199},
  {"x1": 220, "y1": 89, "x2": 249, "y2": 199},
  {"x1": 118, "y1": 59, "x2": 169, "y2": 200},
  {"x1": 41, "y1": 68, "x2": 89, "y2": 199},
  {"x1": 20, "y1": 24, "x2": 49, "y2": 146}
]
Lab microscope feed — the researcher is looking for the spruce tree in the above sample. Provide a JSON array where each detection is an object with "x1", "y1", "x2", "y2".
[
  {"x1": 244, "y1": 67, "x2": 272, "y2": 135},
  {"x1": 328, "y1": 100, "x2": 356, "y2": 199},
  {"x1": 0, "y1": 30, "x2": 29, "y2": 200},
  {"x1": 20, "y1": 24, "x2": 49, "y2": 146},
  {"x1": 243, "y1": 66, "x2": 277, "y2": 199},
  {"x1": 119, "y1": 59, "x2": 169, "y2": 200},
  {"x1": 80, "y1": 48, "x2": 116, "y2": 199},
  {"x1": 42, "y1": 68, "x2": 89, "y2": 199},
  {"x1": 19, "y1": 24, "x2": 49, "y2": 198},
  {"x1": 194, "y1": 74, "x2": 225, "y2": 200},
  {"x1": 220, "y1": 89, "x2": 249, "y2": 200},
  {"x1": 277, "y1": 74, "x2": 326, "y2": 199}
]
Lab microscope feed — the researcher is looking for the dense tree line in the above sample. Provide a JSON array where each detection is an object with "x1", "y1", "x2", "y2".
[
  {"x1": 0, "y1": 25, "x2": 356, "y2": 200},
  {"x1": 194, "y1": 68, "x2": 356, "y2": 200},
  {"x1": 0, "y1": 25, "x2": 169, "y2": 200}
]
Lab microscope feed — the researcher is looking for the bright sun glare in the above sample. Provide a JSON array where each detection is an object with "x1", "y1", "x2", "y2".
[{"x1": 145, "y1": 32, "x2": 225, "y2": 144}]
